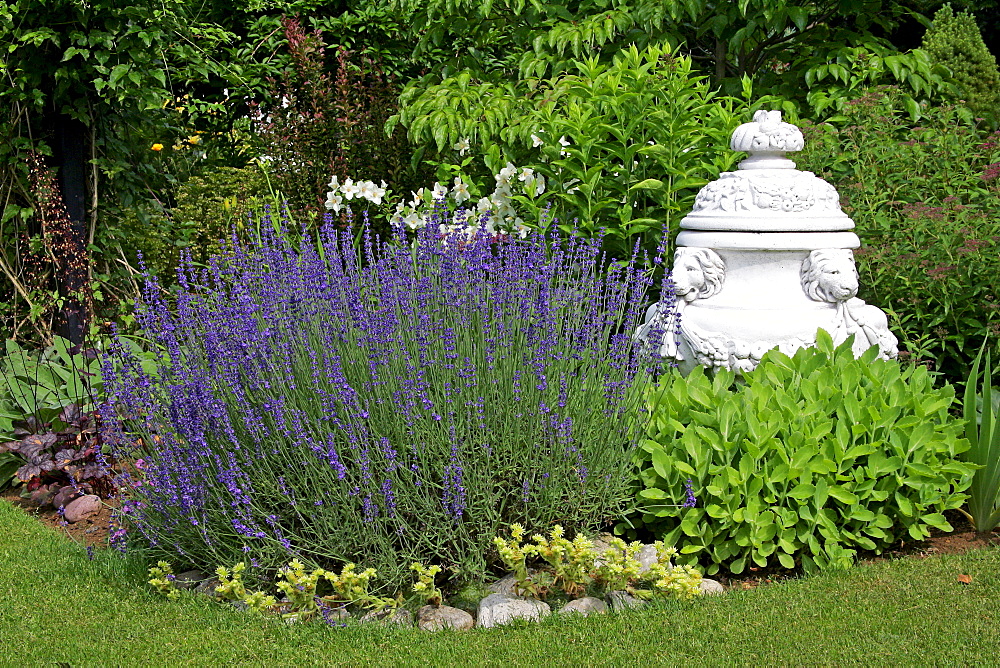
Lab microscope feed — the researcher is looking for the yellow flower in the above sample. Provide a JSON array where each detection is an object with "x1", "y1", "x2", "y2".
[
  {"x1": 187, "y1": 135, "x2": 202, "y2": 145},
  {"x1": 151, "y1": 143, "x2": 163, "y2": 151}
]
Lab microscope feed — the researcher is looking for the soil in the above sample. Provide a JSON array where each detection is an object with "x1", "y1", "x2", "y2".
[
  {"x1": 3, "y1": 488, "x2": 997, "y2": 592},
  {"x1": 2, "y1": 486, "x2": 120, "y2": 550}
]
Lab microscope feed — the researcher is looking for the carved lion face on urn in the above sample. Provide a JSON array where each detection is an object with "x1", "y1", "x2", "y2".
[
  {"x1": 800, "y1": 248, "x2": 859, "y2": 303},
  {"x1": 672, "y1": 247, "x2": 726, "y2": 303}
]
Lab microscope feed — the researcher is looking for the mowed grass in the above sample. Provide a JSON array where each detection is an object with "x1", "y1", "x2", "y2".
[{"x1": 2, "y1": 499, "x2": 997, "y2": 667}]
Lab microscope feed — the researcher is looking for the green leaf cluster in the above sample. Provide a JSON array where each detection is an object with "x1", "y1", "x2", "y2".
[
  {"x1": 794, "y1": 89, "x2": 1000, "y2": 386},
  {"x1": 632, "y1": 332, "x2": 976, "y2": 575},
  {"x1": 961, "y1": 347, "x2": 1000, "y2": 532},
  {"x1": 393, "y1": 45, "x2": 772, "y2": 252},
  {"x1": 921, "y1": 3, "x2": 1000, "y2": 127},
  {"x1": 0, "y1": 337, "x2": 104, "y2": 440}
]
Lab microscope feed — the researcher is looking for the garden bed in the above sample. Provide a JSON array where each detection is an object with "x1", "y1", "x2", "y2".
[{"x1": 4, "y1": 486, "x2": 995, "y2": 594}]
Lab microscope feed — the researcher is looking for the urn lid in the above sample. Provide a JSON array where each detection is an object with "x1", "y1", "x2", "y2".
[{"x1": 680, "y1": 110, "x2": 853, "y2": 233}]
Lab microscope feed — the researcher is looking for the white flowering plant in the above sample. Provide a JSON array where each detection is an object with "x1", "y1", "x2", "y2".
[{"x1": 324, "y1": 156, "x2": 548, "y2": 244}]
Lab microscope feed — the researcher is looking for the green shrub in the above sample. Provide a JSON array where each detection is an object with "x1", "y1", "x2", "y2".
[
  {"x1": 795, "y1": 88, "x2": 1000, "y2": 385},
  {"x1": 630, "y1": 333, "x2": 976, "y2": 575},
  {"x1": 394, "y1": 45, "x2": 768, "y2": 256},
  {"x1": 921, "y1": 4, "x2": 1000, "y2": 128}
]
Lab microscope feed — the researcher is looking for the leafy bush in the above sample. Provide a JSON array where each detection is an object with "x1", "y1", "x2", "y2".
[
  {"x1": 248, "y1": 16, "x2": 427, "y2": 228},
  {"x1": 630, "y1": 333, "x2": 976, "y2": 575},
  {"x1": 921, "y1": 4, "x2": 1000, "y2": 128},
  {"x1": 795, "y1": 88, "x2": 1000, "y2": 385},
  {"x1": 103, "y1": 216, "x2": 660, "y2": 590},
  {"x1": 394, "y1": 46, "x2": 768, "y2": 255}
]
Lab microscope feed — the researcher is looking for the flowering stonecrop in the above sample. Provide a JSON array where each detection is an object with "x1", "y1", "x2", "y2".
[
  {"x1": 102, "y1": 209, "x2": 669, "y2": 590},
  {"x1": 148, "y1": 561, "x2": 180, "y2": 601},
  {"x1": 493, "y1": 524, "x2": 702, "y2": 601},
  {"x1": 410, "y1": 562, "x2": 443, "y2": 606}
]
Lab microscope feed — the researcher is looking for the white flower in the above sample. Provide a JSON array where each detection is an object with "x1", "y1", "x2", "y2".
[
  {"x1": 409, "y1": 188, "x2": 425, "y2": 209},
  {"x1": 327, "y1": 175, "x2": 340, "y2": 190},
  {"x1": 452, "y1": 177, "x2": 471, "y2": 204},
  {"x1": 341, "y1": 178, "x2": 360, "y2": 200},
  {"x1": 358, "y1": 180, "x2": 377, "y2": 203},
  {"x1": 559, "y1": 136, "x2": 571, "y2": 157},
  {"x1": 403, "y1": 212, "x2": 423, "y2": 230},
  {"x1": 517, "y1": 167, "x2": 534, "y2": 183},
  {"x1": 512, "y1": 217, "x2": 529, "y2": 238},
  {"x1": 495, "y1": 162, "x2": 517, "y2": 186},
  {"x1": 533, "y1": 174, "x2": 546, "y2": 196},
  {"x1": 476, "y1": 196, "x2": 492, "y2": 213},
  {"x1": 432, "y1": 181, "x2": 448, "y2": 200},
  {"x1": 324, "y1": 192, "x2": 344, "y2": 213},
  {"x1": 453, "y1": 138, "x2": 471, "y2": 155},
  {"x1": 531, "y1": 134, "x2": 544, "y2": 148}
]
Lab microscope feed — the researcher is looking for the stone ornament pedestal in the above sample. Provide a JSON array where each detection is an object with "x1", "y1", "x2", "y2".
[{"x1": 636, "y1": 110, "x2": 898, "y2": 373}]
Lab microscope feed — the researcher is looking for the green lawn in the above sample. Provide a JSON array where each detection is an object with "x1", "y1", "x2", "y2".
[{"x1": 2, "y1": 499, "x2": 997, "y2": 667}]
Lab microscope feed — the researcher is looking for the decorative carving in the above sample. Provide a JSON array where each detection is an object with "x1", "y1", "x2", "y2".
[
  {"x1": 691, "y1": 172, "x2": 841, "y2": 215},
  {"x1": 634, "y1": 248, "x2": 726, "y2": 360},
  {"x1": 636, "y1": 108, "x2": 899, "y2": 376},
  {"x1": 729, "y1": 110, "x2": 804, "y2": 154},
  {"x1": 800, "y1": 249, "x2": 899, "y2": 359}
]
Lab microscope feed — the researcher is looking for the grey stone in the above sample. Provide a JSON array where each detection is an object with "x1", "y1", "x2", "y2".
[
  {"x1": 173, "y1": 570, "x2": 209, "y2": 590},
  {"x1": 194, "y1": 577, "x2": 222, "y2": 597},
  {"x1": 476, "y1": 593, "x2": 550, "y2": 628},
  {"x1": 606, "y1": 590, "x2": 647, "y2": 612},
  {"x1": 417, "y1": 605, "x2": 474, "y2": 632},
  {"x1": 634, "y1": 544, "x2": 658, "y2": 575},
  {"x1": 487, "y1": 571, "x2": 537, "y2": 597},
  {"x1": 558, "y1": 597, "x2": 607, "y2": 617},
  {"x1": 360, "y1": 607, "x2": 413, "y2": 627},
  {"x1": 52, "y1": 486, "x2": 81, "y2": 510},
  {"x1": 63, "y1": 494, "x2": 102, "y2": 523},
  {"x1": 700, "y1": 578, "x2": 725, "y2": 595}
]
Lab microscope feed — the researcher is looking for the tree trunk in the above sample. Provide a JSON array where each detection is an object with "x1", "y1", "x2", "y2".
[
  {"x1": 714, "y1": 39, "x2": 728, "y2": 88},
  {"x1": 26, "y1": 112, "x2": 92, "y2": 345},
  {"x1": 51, "y1": 114, "x2": 91, "y2": 344}
]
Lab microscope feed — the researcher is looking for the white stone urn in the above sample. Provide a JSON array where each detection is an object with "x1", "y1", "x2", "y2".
[{"x1": 636, "y1": 110, "x2": 898, "y2": 374}]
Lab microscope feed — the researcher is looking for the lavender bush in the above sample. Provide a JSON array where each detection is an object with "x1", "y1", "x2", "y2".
[{"x1": 102, "y1": 209, "x2": 669, "y2": 589}]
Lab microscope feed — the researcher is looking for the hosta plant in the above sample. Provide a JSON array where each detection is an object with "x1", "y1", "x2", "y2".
[{"x1": 631, "y1": 332, "x2": 976, "y2": 575}]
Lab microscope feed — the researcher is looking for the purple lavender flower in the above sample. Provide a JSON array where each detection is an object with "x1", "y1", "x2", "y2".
[
  {"x1": 683, "y1": 479, "x2": 697, "y2": 508},
  {"x1": 101, "y1": 210, "x2": 667, "y2": 589}
]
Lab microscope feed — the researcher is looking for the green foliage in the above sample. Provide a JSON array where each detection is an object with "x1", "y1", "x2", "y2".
[
  {"x1": 631, "y1": 333, "x2": 976, "y2": 575},
  {"x1": 922, "y1": 4, "x2": 1000, "y2": 127},
  {"x1": 0, "y1": 337, "x2": 104, "y2": 435},
  {"x1": 395, "y1": 45, "x2": 765, "y2": 252},
  {"x1": 795, "y1": 88, "x2": 1000, "y2": 384},
  {"x1": 961, "y1": 347, "x2": 1000, "y2": 532},
  {"x1": 118, "y1": 164, "x2": 272, "y2": 277},
  {"x1": 396, "y1": 0, "x2": 919, "y2": 86},
  {"x1": 799, "y1": 46, "x2": 955, "y2": 122}
]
